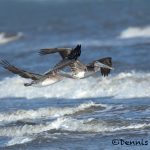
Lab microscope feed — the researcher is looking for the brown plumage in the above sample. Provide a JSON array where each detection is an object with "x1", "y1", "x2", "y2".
[
  {"x1": 39, "y1": 44, "x2": 113, "y2": 77},
  {"x1": 96, "y1": 57, "x2": 112, "y2": 76},
  {"x1": 0, "y1": 59, "x2": 77, "y2": 86},
  {"x1": 0, "y1": 59, "x2": 42, "y2": 80},
  {"x1": 86, "y1": 57, "x2": 112, "y2": 76},
  {"x1": 39, "y1": 44, "x2": 81, "y2": 60}
]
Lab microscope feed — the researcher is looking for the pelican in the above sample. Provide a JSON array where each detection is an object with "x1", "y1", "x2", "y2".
[
  {"x1": 39, "y1": 45, "x2": 113, "y2": 79},
  {"x1": 0, "y1": 59, "x2": 74, "y2": 87},
  {"x1": 57, "y1": 57, "x2": 113, "y2": 79},
  {"x1": 0, "y1": 45, "x2": 81, "y2": 87}
]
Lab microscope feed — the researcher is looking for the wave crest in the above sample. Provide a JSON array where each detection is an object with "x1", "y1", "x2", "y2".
[
  {"x1": 0, "y1": 71, "x2": 149, "y2": 99},
  {"x1": 119, "y1": 26, "x2": 150, "y2": 39},
  {"x1": 0, "y1": 102, "x2": 107, "y2": 123},
  {"x1": 0, "y1": 32, "x2": 23, "y2": 44},
  {"x1": 0, "y1": 117, "x2": 149, "y2": 137}
]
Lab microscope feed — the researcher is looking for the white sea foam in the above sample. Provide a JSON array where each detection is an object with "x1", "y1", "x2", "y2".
[
  {"x1": 6, "y1": 137, "x2": 33, "y2": 146},
  {"x1": 0, "y1": 72, "x2": 149, "y2": 99},
  {"x1": 119, "y1": 26, "x2": 150, "y2": 39},
  {"x1": 0, "y1": 117, "x2": 149, "y2": 137},
  {"x1": 3, "y1": 117, "x2": 149, "y2": 146},
  {"x1": 0, "y1": 102, "x2": 106, "y2": 123},
  {"x1": 0, "y1": 32, "x2": 23, "y2": 44}
]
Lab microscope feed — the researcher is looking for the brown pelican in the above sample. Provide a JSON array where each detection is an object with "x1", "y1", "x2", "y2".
[
  {"x1": 56, "y1": 57, "x2": 113, "y2": 79},
  {"x1": 39, "y1": 44, "x2": 81, "y2": 60},
  {"x1": 0, "y1": 45, "x2": 81, "y2": 86},
  {"x1": 0, "y1": 59, "x2": 74, "y2": 86},
  {"x1": 39, "y1": 45, "x2": 113, "y2": 79}
]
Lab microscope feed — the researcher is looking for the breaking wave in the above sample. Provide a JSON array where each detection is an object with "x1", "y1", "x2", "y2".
[
  {"x1": 3, "y1": 117, "x2": 150, "y2": 146},
  {"x1": 0, "y1": 117, "x2": 149, "y2": 137},
  {"x1": 0, "y1": 71, "x2": 149, "y2": 99},
  {"x1": 119, "y1": 26, "x2": 150, "y2": 39},
  {"x1": 0, "y1": 102, "x2": 111, "y2": 146},
  {"x1": 0, "y1": 32, "x2": 23, "y2": 44},
  {"x1": 0, "y1": 102, "x2": 107, "y2": 123}
]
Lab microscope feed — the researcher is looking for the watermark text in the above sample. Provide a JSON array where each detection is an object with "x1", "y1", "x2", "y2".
[{"x1": 112, "y1": 139, "x2": 148, "y2": 146}]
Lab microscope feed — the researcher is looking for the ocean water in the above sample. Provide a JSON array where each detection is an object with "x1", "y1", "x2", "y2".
[{"x1": 0, "y1": 0, "x2": 150, "y2": 149}]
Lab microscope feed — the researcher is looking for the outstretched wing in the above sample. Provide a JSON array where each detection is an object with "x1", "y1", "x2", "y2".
[
  {"x1": 98, "y1": 57, "x2": 112, "y2": 76},
  {"x1": 39, "y1": 44, "x2": 81, "y2": 60},
  {"x1": 0, "y1": 59, "x2": 42, "y2": 80},
  {"x1": 44, "y1": 59, "x2": 75, "y2": 76},
  {"x1": 39, "y1": 48, "x2": 72, "y2": 59}
]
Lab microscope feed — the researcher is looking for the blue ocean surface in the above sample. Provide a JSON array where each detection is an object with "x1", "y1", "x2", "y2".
[{"x1": 0, "y1": 0, "x2": 150, "y2": 149}]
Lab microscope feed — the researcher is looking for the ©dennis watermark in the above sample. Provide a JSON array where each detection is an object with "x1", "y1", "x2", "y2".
[{"x1": 112, "y1": 139, "x2": 148, "y2": 146}]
